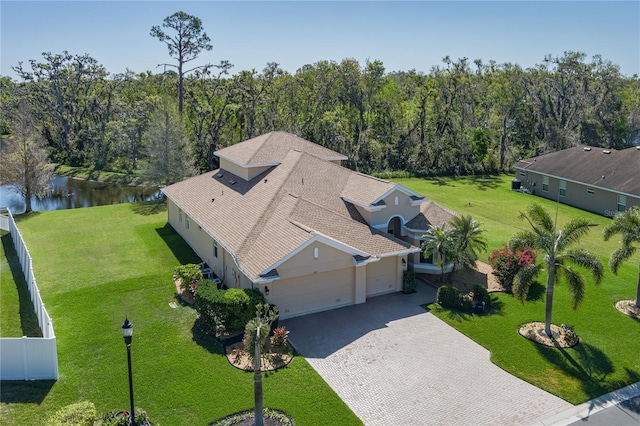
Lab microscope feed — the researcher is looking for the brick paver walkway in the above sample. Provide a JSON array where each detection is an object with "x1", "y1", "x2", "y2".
[{"x1": 283, "y1": 280, "x2": 572, "y2": 426}]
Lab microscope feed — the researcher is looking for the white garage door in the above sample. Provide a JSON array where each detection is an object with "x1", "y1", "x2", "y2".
[
  {"x1": 366, "y1": 257, "x2": 398, "y2": 297},
  {"x1": 269, "y1": 268, "x2": 355, "y2": 319}
]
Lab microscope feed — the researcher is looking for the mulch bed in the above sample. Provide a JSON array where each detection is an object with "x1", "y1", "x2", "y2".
[
  {"x1": 209, "y1": 408, "x2": 294, "y2": 426},
  {"x1": 615, "y1": 300, "x2": 640, "y2": 320},
  {"x1": 518, "y1": 322, "x2": 579, "y2": 348}
]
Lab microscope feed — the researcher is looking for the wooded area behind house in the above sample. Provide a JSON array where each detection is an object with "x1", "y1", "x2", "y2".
[{"x1": 1, "y1": 50, "x2": 639, "y2": 183}]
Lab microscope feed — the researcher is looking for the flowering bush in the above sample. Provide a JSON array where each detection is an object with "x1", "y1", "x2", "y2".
[
  {"x1": 270, "y1": 327, "x2": 289, "y2": 349},
  {"x1": 488, "y1": 245, "x2": 537, "y2": 291}
]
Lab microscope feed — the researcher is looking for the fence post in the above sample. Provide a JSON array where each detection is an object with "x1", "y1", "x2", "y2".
[{"x1": 22, "y1": 336, "x2": 30, "y2": 380}]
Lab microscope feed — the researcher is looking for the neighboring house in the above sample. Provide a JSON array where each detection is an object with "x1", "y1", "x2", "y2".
[
  {"x1": 513, "y1": 146, "x2": 640, "y2": 217},
  {"x1": 162, "y1": 131, "x2": 455, "y2": 319}
]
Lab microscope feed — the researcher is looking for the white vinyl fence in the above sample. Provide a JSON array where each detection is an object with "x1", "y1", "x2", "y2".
[{"x1": 0, "y1": 208, "x2": 58, "y2": 380}]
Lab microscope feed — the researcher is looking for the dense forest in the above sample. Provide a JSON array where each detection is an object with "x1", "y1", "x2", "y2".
[{"x1": 1, "y1": 12, "x2": 639, "y2": 186}]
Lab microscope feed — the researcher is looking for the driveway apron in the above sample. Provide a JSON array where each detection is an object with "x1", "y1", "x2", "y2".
[{"x1": 282, "y1": 280, "x2": 572, "y2": 426}]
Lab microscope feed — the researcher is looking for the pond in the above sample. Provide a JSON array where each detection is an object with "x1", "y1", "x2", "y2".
[{"x1": 0, "y1": 175, "x2": 162, "y2": 213}]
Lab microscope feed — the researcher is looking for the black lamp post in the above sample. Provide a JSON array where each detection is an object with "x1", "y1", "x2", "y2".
[{"x1": 121, "y1": 317, "x2": 135, "y2": 426}]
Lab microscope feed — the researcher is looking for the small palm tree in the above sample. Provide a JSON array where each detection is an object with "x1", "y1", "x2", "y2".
[
  {"x1": 421, "y1": 225, "x2": 456, "y2": 282},
  {"x1": 603, "y1": 206, "x2": 640, "y2": 308},
  {"x1": 511, "y1": 204, "x2": 604, "y2": 336},
  {"x1": 449, "y1": 215, "x2": 488, "y2": 270}
]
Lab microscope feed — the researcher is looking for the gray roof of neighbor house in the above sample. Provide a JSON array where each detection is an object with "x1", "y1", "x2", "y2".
[
  {"x1": 513, "y1": 146, "x2": 640, "y2": 197},
  {"x1": 163, "y1": 133, "x2": 424, "y2": 282}
]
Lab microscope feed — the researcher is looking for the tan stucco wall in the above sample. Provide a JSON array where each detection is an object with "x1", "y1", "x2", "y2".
[
  {"x1": 356, "y1": 189, "x2": 421, "y2": 228},
  {"x1": 518, "y1": 171, "x2": 640, "y2": 217},
  {"x1": 277, "y1": 241, "x2": 355, "y2": 280},
  {"x1": 219, "y1": 158, "x2": 250, "y2": 181}
]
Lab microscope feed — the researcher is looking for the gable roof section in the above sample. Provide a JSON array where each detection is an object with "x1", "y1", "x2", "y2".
[
  {"x1": 163, "y1": 132, "x2": 424, "y2": 282},
  {"x1": 513, "y1": 146, "x2": 640, "y2": 197},
  {"x1": 214, "y1": 131, "x2": 347, "y2": 167},
  {"x1": 405, "y1": 201, "x2": 459, "y2": 232}
]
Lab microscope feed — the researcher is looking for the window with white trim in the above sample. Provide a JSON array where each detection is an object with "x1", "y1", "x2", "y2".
[
  {"x1": 617, "y1": 195, "x2": 626, "y2": 212},
  {"x1": 186, "y1": 216, "x2": 190, "y2": 230},
  {"x1": 313, "y1": 247, "x2": 319, "y2": 260},
  {"x1": 559, "y1": 180, "x2": 566, "y2": 197},
  {"x1": 213, "y1": 241, "x2": 218, "y2": 259},
  {"x1": 394, "y1": 196, "x2": 399, "y2": 206},
  {"x1": 542, "y1": 176, "x2": 549, "y2": 192},
  {"x1": 179, "y1": 209, "x2": 183, "y2": 223}
]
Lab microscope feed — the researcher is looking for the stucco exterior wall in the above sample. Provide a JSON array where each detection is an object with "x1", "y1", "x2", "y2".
[
  {"x1": 277, "y1": 242, "x2": 355, "y2": 280},
  {"x1": 354, "y1": 189, "x2": 421, "y2": 228}
]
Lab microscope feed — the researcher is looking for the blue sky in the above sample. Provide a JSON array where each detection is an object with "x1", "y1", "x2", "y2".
[{"x1": 2, "y1": 1, "x2": 639, "y2": 79}]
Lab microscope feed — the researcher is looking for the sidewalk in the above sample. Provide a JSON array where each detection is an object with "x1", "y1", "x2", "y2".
[{"x1": 531, "y1": 381, "x2": 640, "y2": 425}]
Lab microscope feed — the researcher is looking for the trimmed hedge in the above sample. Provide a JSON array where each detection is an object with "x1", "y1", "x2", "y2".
[
  {"x1": 402, "y1": 270, "x2": 416, "y2": 294},
  {"x1": 174, "y1": 263, "x2": 203, "y2": 291},
  {"x1": 194, "y1": 282, "x2": 266, "y2": 331}
]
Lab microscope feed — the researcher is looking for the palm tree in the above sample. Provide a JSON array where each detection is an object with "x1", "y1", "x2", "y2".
[
  {"x1": 244, "y1": 304, "x2": 278, "y2": 426},
  {"x1": 421, "y1": 225, "x2": 456, "y2": 282},
  {"x1": 449, "y1": 215, "x2": 488, "y2": 270},
  {"x1": 603, "y1": 206, "x2": 640, "y2": 307},
  {"x1": 511, "y1": 204, "x2": 603, "y2": 336}
]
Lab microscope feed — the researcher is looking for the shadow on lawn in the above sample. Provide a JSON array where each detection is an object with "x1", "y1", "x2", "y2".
[
  {"x1": 191, "y1": 318, "x2": 224, "y2": 355},
  {"x1": 534, "y1": 340, "x2": 616, "y2": 398},
  {"x1": 131, "y1": 199, "x2": 167, "y2": 216},
  {"x1": 0, "y1": 380, "x2": 55, "y2": 404},
  {"x1": 155, "y1": 223, "x2": 200, "y2": 265},
  {"x1": 470, "y1": 175, "x2": 502, "y2": 190},
  {"x1": 1, "y1": 234, "x2": 42, "y2": 337}
]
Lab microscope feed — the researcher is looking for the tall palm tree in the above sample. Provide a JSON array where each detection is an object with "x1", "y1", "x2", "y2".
[
  {"x1": 421, "y1": 225, "x2": 456, "y2": 282},
  {"x1": 449, "y1": 215, "x2": 488, "y2": 270},
  {"x1": 603, "y1": 206, "x2": 640, "y2": 307},
  {"x1": 511, "y1": 204, "x2": 603, "y2": 336}
]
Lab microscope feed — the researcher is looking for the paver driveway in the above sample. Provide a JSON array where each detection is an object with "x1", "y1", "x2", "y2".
[{"x1": 282, "y1": 280, "x2": 572, "y2": 426}]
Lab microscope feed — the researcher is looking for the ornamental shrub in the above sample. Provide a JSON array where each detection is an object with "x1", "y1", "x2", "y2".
[
  {"x1": 402, "y1": 270, "x2": 416, "y2": 294},
  {"x1": 488, "y1": 245, "x2": 537, "y2": 291},
  {"x1": 194, "y1": 283, "x2": 266, "y2": 331},
  {"x1": 437, "y1": 285, "x2": 462, "y2": 309},
  {"x1": 472, "y1": 284, "x2": 491, "y2": 308},
  {"x1": 270, "y1": 326, "x2": 289, "y2": 349},
  {"x1": 47, "y1": 401, "x2": 97, "y2": 426},
  {"x1": 174, "y1": 263, "x2": 202, "y2": 291}
]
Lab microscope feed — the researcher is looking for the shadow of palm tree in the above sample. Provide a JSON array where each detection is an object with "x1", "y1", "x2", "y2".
[
  {"x1": 1, "y1": 233, "x2": 42, "y2": 337},
  {"x1": 534, "y1": 341, "x2": 615, "y2": 398}
]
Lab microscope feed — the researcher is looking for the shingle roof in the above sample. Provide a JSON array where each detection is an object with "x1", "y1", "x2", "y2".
[
  {"x1": 513, "y1": 146, "x2": 640, "y2": 196},
  {"x1": 214, "y1": 131, "x2": 348, "y2": 166},
  {"x1": 405, "y1": 202, "x2": 459, "y2": 231},
  {"x1": 162, "y1": 133, "x2": 422, "y2": 282}
]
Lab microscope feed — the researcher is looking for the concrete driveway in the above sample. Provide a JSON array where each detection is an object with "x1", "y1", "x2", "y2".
[{"x1": 282, "y1": 279, "x2": 572, "y2": 426}]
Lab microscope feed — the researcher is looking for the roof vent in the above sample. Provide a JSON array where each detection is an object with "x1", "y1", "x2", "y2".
[
  {"x1": 602, "y1": 150, "x2": 611, "y2": 154},
  {"x1": 216, "y1": 173, "x2": 223, "y2": 178},
  {"x1": 229, "y1": 180, "x2": 236, "y2": 185},
  {"x1": 583, "y1": 147, "x2": 591, "y2": 151}
]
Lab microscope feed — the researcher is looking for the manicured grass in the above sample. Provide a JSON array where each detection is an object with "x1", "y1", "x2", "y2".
[
  {"x1": 394, "y1": 175, "x2": 640, "y2": 404},
  {"x1": 0, "y1": 231, "x2": 41, "y2": 337},
  {"x1": 0, "y1": 202, "x2": 361, "y2": 425}
]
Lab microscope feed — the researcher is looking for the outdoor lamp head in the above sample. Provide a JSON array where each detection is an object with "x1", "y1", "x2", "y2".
[{"x1": 121, "y1": 317, "x2": 133, "y2": 344}]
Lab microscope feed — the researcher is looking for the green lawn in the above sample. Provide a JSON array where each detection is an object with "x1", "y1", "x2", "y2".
[
  {"x1": 393, "y1": 175, "x2": 640, "y2": 404},
  {"x1": 0, "y1": 202, "x2": 361, "y2": 426}
]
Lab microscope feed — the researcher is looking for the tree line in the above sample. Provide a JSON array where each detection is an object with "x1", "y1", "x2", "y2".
[{"x1": 2, "y1": 12, "x2": 639, "y2": 189}]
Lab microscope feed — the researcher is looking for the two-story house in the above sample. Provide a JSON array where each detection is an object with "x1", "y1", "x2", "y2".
[{"x1": 162, "y1": 131, "x2": 455, "y2": 319}]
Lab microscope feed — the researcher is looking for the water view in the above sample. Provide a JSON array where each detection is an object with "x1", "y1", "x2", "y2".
[{"x1": 0, "y1": 175, "x2": 162, "y2": 213}]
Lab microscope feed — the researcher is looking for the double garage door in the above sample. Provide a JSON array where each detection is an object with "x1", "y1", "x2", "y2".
[
  {"x1": 270, "y1": 268, "x2": 355, "y2": 319},
  {"x1": 269, "y1": 258, "x2": 399, "y2": 319}
]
